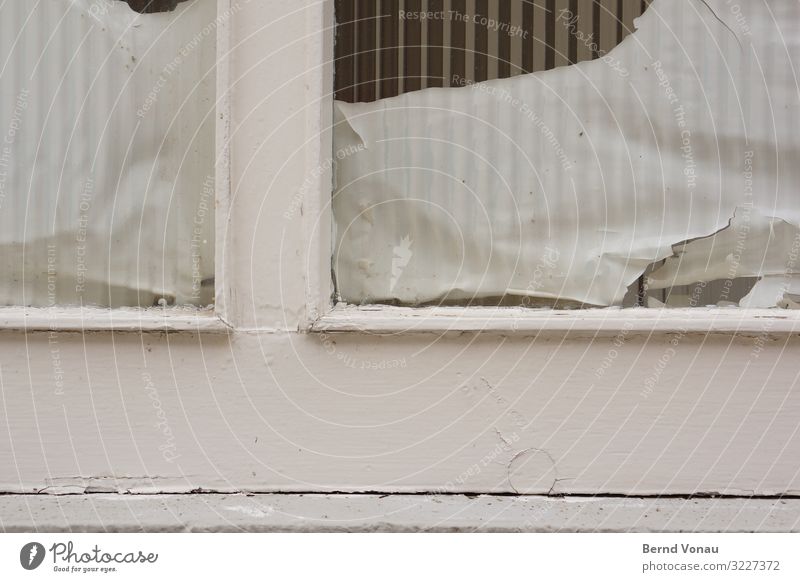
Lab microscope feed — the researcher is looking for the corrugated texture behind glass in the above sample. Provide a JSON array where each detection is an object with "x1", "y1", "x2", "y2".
[
  {"x1": 0, "y1": 0, "x2": 215, "y2": 307},
  {"x1": 334, "y1": 0, "x2": 650, "y2": 102},
  {"x1": 331, "y1": 0, "x2": 773, "y2": 307}
]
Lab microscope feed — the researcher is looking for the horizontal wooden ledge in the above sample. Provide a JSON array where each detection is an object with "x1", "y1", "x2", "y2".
[
  {"x1": 2, "y1": 493, "x2": 798, "y2": 532},
  {"x1": 0, "y1": 306, "x2": 231, "y2": 333},
  {"x1": 312, "y1": 305, "x2": 800, "y2": 335}
]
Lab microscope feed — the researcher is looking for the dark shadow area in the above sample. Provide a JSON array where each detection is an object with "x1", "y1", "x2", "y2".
[{"x1": 118, "y1": 0, "x2": 191, "y2": 14}]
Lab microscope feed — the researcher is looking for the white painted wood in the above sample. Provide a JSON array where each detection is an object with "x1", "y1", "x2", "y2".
[
  {"x1": 0, "y1": 1, "x2": 798, "y2": 520},
  {"x1": 0, "y1": 307, "x2": 229, "y2": 333},
  {"x1": 314, "y1": 305, "x2": 800, "y2": 335},
  {"x1": 214, "y1": 0, "x2": 234, "y2": 324},
  {"x1": 1, "y1": 331, "x2": 799, "y2": 496},
  {"x1": 224, "y1": 0, "x2": 332, "y2": 330},
  {"x1": 2, "y1": 494, "x2": 798, "y2": 532},
  {"x1": 303, "y1": 0, "x2": 335, "y2": 326}
]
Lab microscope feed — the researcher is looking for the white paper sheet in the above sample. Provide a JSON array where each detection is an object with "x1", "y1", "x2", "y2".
[
  {"x1": 0, "y1": 0, "x2": 215, "y2": 307},
  {"x1": 333, "y1": 0, "x2": 800, "y2": 307}
]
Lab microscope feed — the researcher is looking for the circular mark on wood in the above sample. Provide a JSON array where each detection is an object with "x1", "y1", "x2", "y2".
[{"x1": 507, "y1": 448, "x2": 558, "y2": 494}]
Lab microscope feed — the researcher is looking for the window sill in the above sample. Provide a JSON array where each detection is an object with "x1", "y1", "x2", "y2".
[
  {"x1": 312, "y1": 304, "x2": 800, "y2": 336},
  {"x1": 0, "y1": 306, "x2": 231, "y2": 333}
]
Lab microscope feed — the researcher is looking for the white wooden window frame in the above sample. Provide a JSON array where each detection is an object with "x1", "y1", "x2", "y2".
[
  {"x1": 307, "y1": 4, "x2": 800, "y2": 337},
  {"x1": 0, "y1": 0, "x2": 797, "y2": 505},
  {"x1": 1, "y1": 0, "x2": 796, "y2": 336},
  {"x1": 0, "y1": 0, "x2": 236, "y2": 333}
]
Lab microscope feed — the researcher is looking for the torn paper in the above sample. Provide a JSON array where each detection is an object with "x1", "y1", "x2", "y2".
[{"x1": 332, "y1": 0, "x2": 800, "y2": 307}]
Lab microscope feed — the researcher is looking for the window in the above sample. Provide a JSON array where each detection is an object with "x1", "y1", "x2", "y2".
[
  {"x1": 2, "y1": 0, "x2": 797, "y2": 523},
  {"x1": 1, "y1": 0, "x2": 216, "y2": 309},
  {"x1": 330, "y1": 0, "x2": 800, "y2": 312}
]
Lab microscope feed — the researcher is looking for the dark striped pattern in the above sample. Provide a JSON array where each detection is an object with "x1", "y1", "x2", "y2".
[
  {"x1": 450, "y1": 0, "x2": 467, "y2": 84},
  {"x1": 335, "y1": 0, "x2": 651, "y2": 102}
]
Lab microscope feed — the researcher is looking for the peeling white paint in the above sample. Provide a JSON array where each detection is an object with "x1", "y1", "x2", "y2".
[{"x1": 223, "y1": 504, "x2": 274, "y2": 519}]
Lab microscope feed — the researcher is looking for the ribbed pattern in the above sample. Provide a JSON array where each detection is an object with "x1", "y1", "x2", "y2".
[
  {"x1": 332, "y1": 0, "x2": 800, "y2": 307},
  {"x1": 0, "y1": 0, "x2": 215, "y2": 307},
  {"x1": 334, "y1": 0, "x2": 650, "y2": 102}
]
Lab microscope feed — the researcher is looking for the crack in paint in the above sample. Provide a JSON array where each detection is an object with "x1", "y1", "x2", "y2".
[{"x1": 695, "y1": 0, "x2": 743, "y2": 50}]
